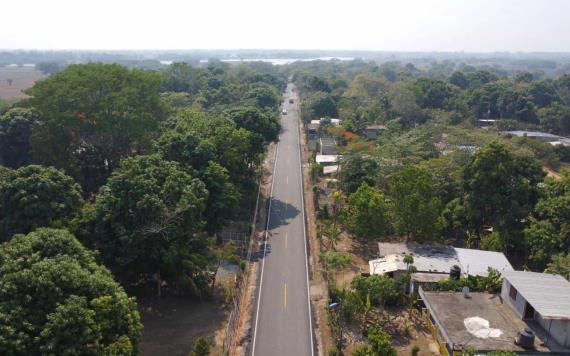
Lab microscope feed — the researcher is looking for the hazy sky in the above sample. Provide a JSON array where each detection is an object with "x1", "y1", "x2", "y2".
[{"x1": 2, "y1": 0, "x2": 570, "y2": 52}]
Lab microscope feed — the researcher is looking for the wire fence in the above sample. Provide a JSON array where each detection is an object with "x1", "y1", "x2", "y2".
[{"x1": 222, "y1": 170, "x2": 264, "y2": 355}]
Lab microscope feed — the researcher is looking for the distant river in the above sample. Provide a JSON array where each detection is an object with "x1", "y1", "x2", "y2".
[{"x1": 160, "y1": 57, "x2": 355, "y2": 66}]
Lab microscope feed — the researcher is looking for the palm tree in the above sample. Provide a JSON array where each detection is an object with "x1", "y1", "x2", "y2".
[{"x1": 403, "y1": 255, "x2": 414, "y2": 270}]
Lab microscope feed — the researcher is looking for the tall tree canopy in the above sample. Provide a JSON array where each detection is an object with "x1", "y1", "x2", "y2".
[
  {"x1": 0, "y1": 165, "x2": 83, "y2": 241},
  {"x1": 524, "y1": 170, "x2": 570, "y2": 268},
  {"x1": 26, "y1": 63, "x2": 165, "y2": 192},
  {"x1": 343, "y1": 183, "x2": 389, "y2": 239},
  {"x1": 338, "y1": 155, "x2": 379, "y2": 194},
  {"x1": 389, "y1": 165, "x2": 442, "y2": 240},
  {"x1": 462, "y1": 141, "x2": 544, "y2": 251},
  {"x1": 0, "y1": 228, "x2": 142, "y2": 355},
  {"x1": 0, "y1": 108, "x2": 38, "y2": 168},
  {"x1": 77, "y1": 154, "x2": 209, "y2": 291}
]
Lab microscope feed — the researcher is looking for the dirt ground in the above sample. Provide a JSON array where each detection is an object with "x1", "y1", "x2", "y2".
[
  {"x1": 139, "y1": 296, "x2": 228, "y2": 356},
  {"x1": 329, "y1": 225, "x2": 440, "y2": 355},
  {"x1": 0, "y1": 65, "x2": 45, "y2": 101}
]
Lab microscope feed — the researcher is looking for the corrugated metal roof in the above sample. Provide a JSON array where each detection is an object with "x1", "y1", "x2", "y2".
[
  {"x1": 503, "y1": 271, "x2": 570, "y2": 320},
  {"x1": 455, "y1": 248, "x2": 513, "y2": 276}
]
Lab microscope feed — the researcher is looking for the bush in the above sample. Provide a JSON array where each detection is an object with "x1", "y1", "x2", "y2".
[{"x1": 189, "y1": 337, "x2": 210, "y2": 356}]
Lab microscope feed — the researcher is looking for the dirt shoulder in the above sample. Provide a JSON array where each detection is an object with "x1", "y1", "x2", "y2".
[{"x1": 298, "y1": 112, "x2": 333, "y2": 356}]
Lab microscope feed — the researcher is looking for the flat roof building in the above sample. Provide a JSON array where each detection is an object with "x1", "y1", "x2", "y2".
[{"x1": 420, "y1": 289, "x2": 569, "y2": 354}]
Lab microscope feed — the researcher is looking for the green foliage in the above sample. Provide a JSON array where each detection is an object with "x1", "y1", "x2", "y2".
[
  {"x1": 462, "y1": 141, "x2": 544, "y2": 251},
  {"x1": 411, "y1": 345, "x2": 420, "y2": 356},
  {"x1": 428, "y1": 267, "x2": 503, "y2": 294},
  {"x1": 339, "y1": 155, "x2": 379, "y2": 194},
  {"x1": 189, "y1": 337, "x2": 210, "y2": 356},
  {"x1": 352, "y1": 345, "x2": 374, "y2": 356},
  {"x1": 0, "y1": 228, "x2": 142, "y2": 355},
  {"x1": 0, "y1": 108, "x2": 38, "y2": 168},
  {"x1": 26, "y1": 63, "x2": 165, "y2": 193},
  {"x1": 225, "y1": 106, "x2": 279, "y2": 142},
  {"x1": 77, "y1": 154, "x2": 209, "y2": 291},
  {"x1": 366, "y1": 326, "x2": 396, "y2": 356},
  {"x1": 389, "y1": 166, "x2": 442, "y2": 240},
  {"x1": 545, "y1": 252, "x2": 570, "y2": 277},
  {"x1": 0, "y1": 165, "x2": 83, "y2": 240},
  {"x1": 322, "y1": 251, "x2": 351, "y2": 271},
  {"x1": 525, "y1": 170, "x2": 570, "y2": 268},
  {"x1": 351, "y1": 275, "x2": 399, "y2": 307},
  {"x1": 343, "y1": 183, "x2": 389, "y2": 239}
]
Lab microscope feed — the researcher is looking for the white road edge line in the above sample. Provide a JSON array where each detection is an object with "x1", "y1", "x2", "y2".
[
  {"x1": 296, "y1": 92, "x2": 315, "y2": 356},
  {"x1": 251, "y1": 133, "x2": 280, "y2": 356}
]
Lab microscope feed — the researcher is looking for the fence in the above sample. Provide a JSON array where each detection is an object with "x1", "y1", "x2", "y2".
[{"x1": 222, "y1": 167, "x2": 264, "y2": 355}]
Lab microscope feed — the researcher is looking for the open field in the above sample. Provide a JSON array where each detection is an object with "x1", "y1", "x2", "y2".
[
  {"x1": 139, "y1": 297, "x2": 228, "y2": 356},
  {"x1": 0, "y1": 65, "x2": 45, "y2": 101}
]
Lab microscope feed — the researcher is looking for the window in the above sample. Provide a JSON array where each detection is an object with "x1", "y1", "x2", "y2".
[{"x1": 509, "y1": 285, "x2": 517, "y2": 300}]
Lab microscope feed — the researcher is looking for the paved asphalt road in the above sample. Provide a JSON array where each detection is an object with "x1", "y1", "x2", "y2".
[{"x1": 251, "y1": 83, "x2": 314, "y2": 356}]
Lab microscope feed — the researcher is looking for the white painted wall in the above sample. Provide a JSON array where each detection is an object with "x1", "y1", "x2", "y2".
[
  {"x1": 501, "y1": 279, "x2": 526, "y2": 317},
  {"x1": 502, "y1": 279, "x2": 570, "y2": 348},
  {"x1": 535, "y1": 313, "x2": 570, "y2": 348}
]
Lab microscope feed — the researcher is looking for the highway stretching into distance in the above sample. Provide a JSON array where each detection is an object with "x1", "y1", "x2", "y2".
[{"x1": 251, "y1": 83, "x2": 314, "y2": 356}]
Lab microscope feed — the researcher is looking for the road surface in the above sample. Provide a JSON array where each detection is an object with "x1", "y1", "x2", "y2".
[{"x1": 251, "y1": 84, "x2": 314, "y2": 356}]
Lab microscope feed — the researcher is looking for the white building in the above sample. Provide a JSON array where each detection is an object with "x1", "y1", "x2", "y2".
[{"x1": 501, "y1": 271, "x2": 570, "y2": 348}]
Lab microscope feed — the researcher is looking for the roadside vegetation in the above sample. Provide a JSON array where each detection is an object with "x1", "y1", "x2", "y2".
[
  {"x1": 0, "y1": 60, "x2": 285, "y2": 354},
  {"x1": 292, "y1": 59, "x2": 570, "y2": 354}
]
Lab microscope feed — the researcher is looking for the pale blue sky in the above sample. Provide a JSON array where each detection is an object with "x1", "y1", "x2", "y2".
[{"x1": 1, "y1": 0, "x2": 569, "y2": 51}]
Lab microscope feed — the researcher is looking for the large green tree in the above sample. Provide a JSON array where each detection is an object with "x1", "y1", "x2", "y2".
[
  {"x1": 77, "y1": 155, "x2": 209, "y2": 292},
  {"x1": 0, "y1": 108, "x2": 38, "y2": 168},
  {"x1": 0, "y1": 228, "x2": 142, "y2": 355},
  {"x1": 0, "y1": 165, "x2": 83, "y2": 240},
  {"x1": 524, "y1": 170, "x2": 570, "y2": 268},
  {"x1": 26, "y1": 63, "x2": 165, "y2": 192},
  {"x1": 462, "y1": 141, "x2": 544, "y2": 252},
  {"x1": 225, "y1": 106, "x2": 279, "y2": 143},
  {"x1": 389, "y1": 166, "x2": 442, "y2": 240},
  {"x1": 339, "y1": 155, "x2": 379, "y2": 194},
  {"x1": 343, "y1": 183, "x2": 389, "y2": 239}
]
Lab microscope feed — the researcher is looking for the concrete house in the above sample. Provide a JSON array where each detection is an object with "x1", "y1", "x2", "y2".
[
  {"x1": 501, "y1": 271, "x2": 570, "y2": 349},
  {"x1": 363, "y1": 124, "x2": 387, "y2": 140}
]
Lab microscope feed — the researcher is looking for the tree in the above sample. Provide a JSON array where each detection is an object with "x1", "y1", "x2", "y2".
[
  {"x1": 339, "y1": 155, "x2": 379, "y2": 194},
  {"x1": 463, "y1": 141, "x2": 544, "y2": 252},
  {"x1": 0, "y1": 108, "x2": 38, "y2": 168},
  {"x1": 545, "y1": 253, "x2": 570, "y2": 277},
  {"x1": 190, "y1": 337, "x2": 210, "y2": 356},
  {"x1": 200, "y1": 161, "x2": 241, "y2": 234},
  {"x1": 351, "y1": 275, "x2": 398, "y2": 308},
  {"x1": 26, "y1": 63, "x2": 165, "y2": 192},
  {"x1": 305, "y1": 91, "x2": 338, "y2": 119},
  {"x1": 389, "y1": 166, "x2": 442, "y2": 241},
  {"x1": 450, "y1": 71, "x2": 469, "y2": 89},
  {"x1": 524, "y1": 171, "x2": 570, "y2": 268},
  {"x1": 225, "y1": 106, "x2": 279, "y2": 142},
  {"x1": 77, "y1": 155, "x2": 210, "y2": 292},
  {"x1": 0, "y1": 228, "x2": 142, "y2": 355},
  {"x1": 343, "y1": 183, "x2": 389, "y2": 239},
  {"x1": 243, "y1": 83, "x2": 280, "y2": 109},
  {"x1": 0, "y1": 165, "x2": 83, "y2": 241},
  {"x1": 413, "y1": 78, "x2": 457, "y2": 109}
]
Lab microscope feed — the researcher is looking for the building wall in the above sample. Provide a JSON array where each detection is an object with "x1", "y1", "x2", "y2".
[
  {"x1": 535, "y1": 313, "x2": 570, "y2": 348},
  {"x1": 501, "y1": 279, "x2": 527, "y2": 318},
  {"x1": 502, "y1": 279, "x2": 570, "y2": 348}
]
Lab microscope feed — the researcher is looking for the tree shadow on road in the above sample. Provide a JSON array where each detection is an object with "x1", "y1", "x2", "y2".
[{"x1": 267, "y1": 198, "x2": 300, "y2": 230}]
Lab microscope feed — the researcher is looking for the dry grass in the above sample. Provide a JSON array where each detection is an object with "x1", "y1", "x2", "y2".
[{"x1": 0, "y1": 66, "x2": 45, "y2": 101}]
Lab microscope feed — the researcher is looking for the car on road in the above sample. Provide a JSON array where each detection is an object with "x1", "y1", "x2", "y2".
[
  {"x1": 282, "y1": 109, "x2": 287, "y2": 115},
  {"x1": 289, "y1": 98, "x2": 294, "y2": 103}
]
